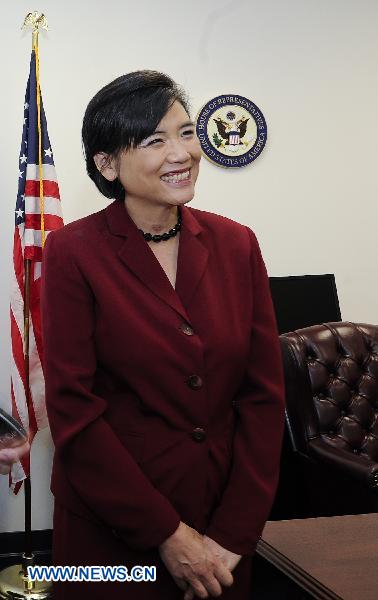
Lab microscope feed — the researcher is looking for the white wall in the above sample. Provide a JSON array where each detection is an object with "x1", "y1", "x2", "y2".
[{"x1": 1, "y1": 0, "x2": 378, "y2": 533}]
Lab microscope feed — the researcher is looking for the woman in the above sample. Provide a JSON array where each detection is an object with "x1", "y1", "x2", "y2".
[{"x1": 41, "y1": 70, "x2": 285, "y2": 599}]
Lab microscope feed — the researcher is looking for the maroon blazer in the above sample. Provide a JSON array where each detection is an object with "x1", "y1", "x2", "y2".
[{"x1": 41, "y1": 199, "x2": 285, "y2": 556}]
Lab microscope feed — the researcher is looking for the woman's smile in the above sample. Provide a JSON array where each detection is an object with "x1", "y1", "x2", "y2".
[{"x1": 160, "y1": 168, "x2": 192, "y2": 185}]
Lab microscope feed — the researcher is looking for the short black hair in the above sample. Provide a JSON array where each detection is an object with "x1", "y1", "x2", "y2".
[{"x1": 82, "y1": 70, "x2": 191, "y2": 201}]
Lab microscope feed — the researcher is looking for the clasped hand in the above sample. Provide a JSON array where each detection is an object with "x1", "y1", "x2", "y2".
[{"x1": 159, "y1": 521, "x2": 241, "y2": 599}]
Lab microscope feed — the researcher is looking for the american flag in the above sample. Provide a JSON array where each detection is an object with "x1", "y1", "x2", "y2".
[{"x1": 10, "y1": 48, "x2": 63, "y2": 488}]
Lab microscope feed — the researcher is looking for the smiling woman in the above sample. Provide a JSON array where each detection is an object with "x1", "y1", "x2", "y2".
[
  {"x1": 41, "y1": 69, "x2": 285, "y2": 600},
  {"x1": 82, "y1": 71, "x2": 197, "y2": 203}
]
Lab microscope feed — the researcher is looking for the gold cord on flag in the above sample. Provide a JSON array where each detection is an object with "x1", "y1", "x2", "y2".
[
  {"x1": 22, "y1": 12, "x2": 49, "y2": 248},
  {"x1": 34, "y1": 38, "x2": 45, "y2": 248}
]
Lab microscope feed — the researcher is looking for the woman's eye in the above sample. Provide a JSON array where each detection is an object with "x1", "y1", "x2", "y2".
[
  {"x1": 147, "y1": 138, "x2": 163, "y2": 146},
  {"x1": 142, "y1": 131, "x2": 194, "y2": 146}
]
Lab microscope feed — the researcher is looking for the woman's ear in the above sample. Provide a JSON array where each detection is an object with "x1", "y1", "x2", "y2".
[{"x1": 93, "y1": 152, "x2": 118, "y2": 182}]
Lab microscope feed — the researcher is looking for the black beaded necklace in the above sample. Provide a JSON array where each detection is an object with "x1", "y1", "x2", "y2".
[{"x1": 138, "y1": 207, "x2": 182, "y2": 243}]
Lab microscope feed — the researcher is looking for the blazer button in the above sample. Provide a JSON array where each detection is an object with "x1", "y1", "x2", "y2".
[
  {"x1": 180, "y1": 323, "x2": 194, "y2": 336},
  {"x1": 186, "y1": 375, "x2": 203, "y2": 390},
  {"x1": 192, "y1": 427, "x2": 206, "y2": 442}
]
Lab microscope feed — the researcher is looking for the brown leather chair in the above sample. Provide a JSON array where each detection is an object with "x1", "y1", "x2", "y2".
[{"x1": 280, "y1": 321, "x2": 378, "y2": 517}]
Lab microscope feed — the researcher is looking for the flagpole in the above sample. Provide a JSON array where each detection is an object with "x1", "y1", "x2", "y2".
[
  {"x1": 0, "y1": 13, "x2": 52, "y2": 600},
  {"x1": 23, "y1": 256, "x2": 32, "y2": 563},
  {"x1": 22, "y1": 11, "x2": 46, "y2": 565}
]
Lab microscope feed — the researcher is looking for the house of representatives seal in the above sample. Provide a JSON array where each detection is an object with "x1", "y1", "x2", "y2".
[{"x1": 196, "y1": 94, "x2": 267, "y2": 168}]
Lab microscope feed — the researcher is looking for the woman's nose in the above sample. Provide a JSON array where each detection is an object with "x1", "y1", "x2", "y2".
[{"x1": 166, "y1": 139, "x2": 191, "y2": 162}]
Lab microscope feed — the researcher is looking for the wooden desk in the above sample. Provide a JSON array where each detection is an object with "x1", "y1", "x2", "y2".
[{"x1": 257, "y1": 513, "x2": 378, "y2": 600}]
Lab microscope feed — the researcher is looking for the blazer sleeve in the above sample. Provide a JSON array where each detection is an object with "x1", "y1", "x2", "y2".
[
  {"x1": 41, "y1": 230, "x2": 180, "y2": 550},
  {"x1": 205, "y1": 227, "x2": 285, "y2": 556}
]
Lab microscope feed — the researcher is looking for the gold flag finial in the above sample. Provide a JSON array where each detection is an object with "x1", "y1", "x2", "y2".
[{"x1": 22, "y1": 12, "x2": 48, "y2": 48}]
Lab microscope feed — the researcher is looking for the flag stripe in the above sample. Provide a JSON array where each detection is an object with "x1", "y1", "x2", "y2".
[
  {"x1": 26, "y1": 214, "x2": 64, "y2": 231},
  {"x1": 26, "y1": 163, "x2": 58, "y2": 183},
  {"x1": 12, "y1": 228, "x2": 25, "y2": 302},
  {"x1": 30, "y1": 271, "x2": 43, "y2": 360},
  {"x1": 25, "y1": 195, "x2": 62, "y2": 215},
  {"x1": 10, "y1": 383, "x2": 28, "y2": 488},
  {"x1": 25, "y1": 180, "x2": 60, "y2": 200},
  {"x1": 24, "y1": 246, "x2": 43, "y2": 262},
  {"x1": 10, "y1": 312, "x2": 29, "y2": 430},
  {"x1": 24, "y1": 228, "x2": 53, "y2": 249},
  {"x1": 10, "y1": 291, "x2": 24, "y2": 357}
]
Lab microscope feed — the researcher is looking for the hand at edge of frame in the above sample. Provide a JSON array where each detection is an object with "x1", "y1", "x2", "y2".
[{"x1": 0, "y1": 441, "x2": 30, "y2": 475}]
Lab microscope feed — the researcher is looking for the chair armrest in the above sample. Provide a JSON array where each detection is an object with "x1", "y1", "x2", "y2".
[{"x1": 308, "y1": 437, "x2": 378, "y2": 492}]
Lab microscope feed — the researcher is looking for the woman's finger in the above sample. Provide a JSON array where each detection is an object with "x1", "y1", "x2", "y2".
[
  {"x1": 198, "y1": 571, "x2": 223, "y2": 597},
  {"x1": 184, "y1": 587, "x2": 195, "y2": 600},
  {"x1": 173, "y1": 576, "x2": 188, "y2": 591},
  {"x1": 186, "y1": 577, "x2": 208, "y2": 599},
  {"x1": 213, "y1": 559, "x2": 234, "y2": 588}
]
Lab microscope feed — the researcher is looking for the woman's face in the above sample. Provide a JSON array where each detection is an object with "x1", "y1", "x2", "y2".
[{"x1": 101, "y1": 100, "x2": 202, "y2": 209}]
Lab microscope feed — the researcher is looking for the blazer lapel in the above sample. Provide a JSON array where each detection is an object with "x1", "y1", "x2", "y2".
[
  {"x1": 105, "y1": 200, "x2": 198, "y2": 322},
  {"x1": 175, "y1": 206, "x2": 209, "y2": 310}
]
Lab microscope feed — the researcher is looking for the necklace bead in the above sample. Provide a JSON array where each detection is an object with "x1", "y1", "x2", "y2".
[{"x1": 139, "y1": 208, "x2": 182, "y2": 243}]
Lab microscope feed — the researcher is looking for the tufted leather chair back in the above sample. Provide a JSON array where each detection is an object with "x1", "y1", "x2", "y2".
[{"x1": 281, "y1": 322, "x2": 378, "y2": 463}]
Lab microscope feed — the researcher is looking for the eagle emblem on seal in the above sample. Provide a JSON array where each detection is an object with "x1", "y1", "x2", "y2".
[{"x1": 213, "y1": 111, "x2": 249, "y2": 147}]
